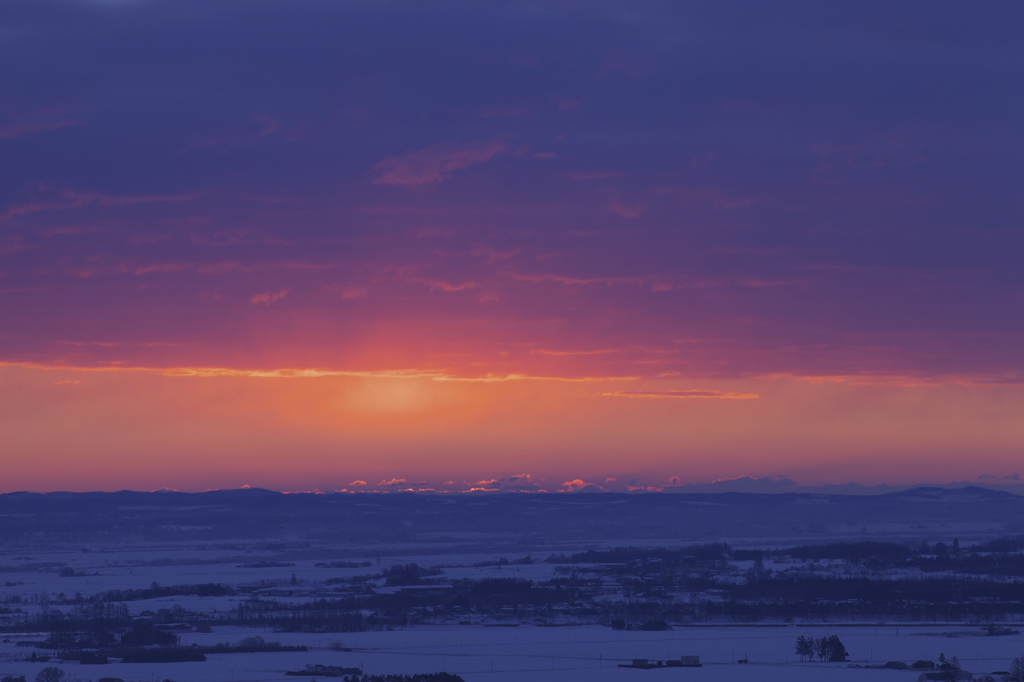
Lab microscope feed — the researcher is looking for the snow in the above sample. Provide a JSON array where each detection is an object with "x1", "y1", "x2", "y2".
[{"x1": 0, "y1": 625, "x2": 1019, "y2": 682}]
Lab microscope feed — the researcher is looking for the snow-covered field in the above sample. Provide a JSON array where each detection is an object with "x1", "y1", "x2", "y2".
[
  {"x1": 1, "y1": 625, "x2": 1020, "y2": 682},
  {"x1": 4, "y1": 487, "x2": 1024, "y2": 682}
]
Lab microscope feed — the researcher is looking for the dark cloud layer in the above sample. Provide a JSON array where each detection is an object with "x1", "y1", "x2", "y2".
[{"x1": 2, "y1": 0, "x2": 1022, "y2": 379}]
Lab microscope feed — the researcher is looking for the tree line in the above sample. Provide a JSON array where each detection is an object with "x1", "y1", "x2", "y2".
[{"x1": 794, "y1": 635, "x2": 848, "y2": 662}]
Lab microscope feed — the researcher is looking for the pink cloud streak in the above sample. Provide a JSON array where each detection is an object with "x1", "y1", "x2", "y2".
[{"x1": 373, "y1": 139, "x2": 509, "y2": 185}]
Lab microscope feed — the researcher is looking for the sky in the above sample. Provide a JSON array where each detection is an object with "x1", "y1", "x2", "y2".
[{"x1": 1, "y1": 0, "x2": 1023, "y2": 492}]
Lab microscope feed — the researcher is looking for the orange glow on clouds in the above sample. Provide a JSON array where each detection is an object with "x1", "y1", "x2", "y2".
[{"x1": 3, "y1": 361, "x2": 1024, "y2": 492}]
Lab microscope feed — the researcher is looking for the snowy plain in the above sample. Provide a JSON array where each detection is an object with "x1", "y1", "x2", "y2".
[
  {"x1": 1, "y1": 624, "x2": 1022, "y2": 682},
  {"x1": 3, "y1": 488, "x2": 1024, "y2": 682}
]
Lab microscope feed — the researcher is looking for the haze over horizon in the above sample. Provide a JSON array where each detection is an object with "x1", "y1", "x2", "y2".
[
  {"x1": 2, "y1": 1, "x2": 1023, "y2": 492},
  {"x1": 6, "y1": 475, "x2": 1024, "y2": 496}
]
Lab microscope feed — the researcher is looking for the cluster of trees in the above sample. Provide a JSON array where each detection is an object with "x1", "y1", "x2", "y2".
[
  {"x1": 553, "y1": 543, "x2": 733, "y2": 565},
  {"x1": 18, "y1": 539, "x2": 1024, "y2": 642},
  {"x1": 610, "y1": 618, "x2": 670, "y2": 631},
  {"x1": 95, "y1": 582, "x2": 229, "y2": 602},
  {"x1": 553, "y1": 537, "x2": 1024, "y2": 575},
  {"x1": 222, "y1": 569, "x2": 1024, "y2": 630},
  {"x1": 794, "y1": 635, "x2": 848, "y2": 662},
  {"x1": 41, "y1": 602, "x2": 133, "y2": 648},
  {"x1": 234, "y1": 595, "x2": 400, "y2": 632},
  {"x1": 42, "y1": 611, "x2": 181, "y2": 650},
  {"x1": 381, "y1": 564, "x2": 443, "y2": 587}
]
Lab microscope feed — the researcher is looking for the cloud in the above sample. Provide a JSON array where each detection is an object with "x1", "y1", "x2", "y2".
[
  {"x1": 326, "y1": 284, "x2": 369, "y2": 299},
  {"x1": 0, "y1": 360, "x2": 638, "y2": 385},
  {"x1": 468, "y1": 473, "x2": 544, "y2": 492},
  {"x1": 561, "y1": 478, "x2": 604, "y2": 493},
  {"x1": 339, "y1": 286, "x2": 369, "y2": 299},
  {"x1": 132, "y1": 262, "x2": 192, "y2": 275},
  {"x1": 0, "y1": 188, "x2": 203, "y2": 222},
  {"x1": 0, "y1": 118, "x2": 79, "y2": 140},
  {"x1": 978, "y1": 473, "x2": 1020, "y2": 482},
  {"x1": 373, "y1": 139, "x2": 509, "y2": 185},
  {"x1": 510, "y1": 272, "x2": 648, "y2": 287},
  {"x1": 532, "y1": 348, "x2": 622, "y2": 356},
  {"x1": 249, "y1": 289, "x2": 289, "y2": 305},
  {"x1": 426, "y1": 280, "x2": 478, "y2": 292},
  {"x1": 607, "y1": 197, "x2": 644, "y2": 218},
  {"x1": 602, "y1": 389, "x2": 759, "y2": 400}
]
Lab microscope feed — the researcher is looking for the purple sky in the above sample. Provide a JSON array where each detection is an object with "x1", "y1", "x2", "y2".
[{"x1": 2, "y1": 1, "x2": 1023, "y2": 491}]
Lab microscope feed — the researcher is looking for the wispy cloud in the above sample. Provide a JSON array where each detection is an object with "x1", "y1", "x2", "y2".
[
  {"x1": 425, "y1": 279, "x2": 478, "y2": 292},
  {"x1": 607, "y1": 197, "x2": 644, "y2": 218},
  {"x1": 132, "y1": 263, "x2": 192, "y2": 275},
  {"x1": 601, "y1": 389, "x2": 760, "y2": 400},
  {"x1": 249, "y1": 289, "x2": 289, "y2": 305},
  {"x1": 465, "y1": 473, "x2": 544, "y2": 492},
  {"x1": 510, "y1": 272, "x2": 649, "y2": 287},
  {"x1": 0, "y1": 360, "x2": 638, "y2": 384},
  {"x1": 87, "y1": 261, "x2": 338, "y2": 277},
  {"x1": 327, "y1": 284, "x2": 369, "y2": 299},
  {"x1": 0, "y1": 188, "x2": 203, "y2": 222},
  {"x1": 786, "y1": 372, "x2": 1024, "y2": 388},
  {"x1": 0, "y1": 107, "x2": 80, "y2": 140},
  {"x1": 532, "y1": 348, "x2": 623, "y2": 357},
  {"x1": 373, "y1": 139, "x2": 509, "y2": 185}
]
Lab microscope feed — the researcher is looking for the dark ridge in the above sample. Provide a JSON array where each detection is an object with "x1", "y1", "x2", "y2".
[
  {"x1": 882, "y1": 486, "x2": 1019, "y2": 501},
  {"x1": 0, "y1": 487, "x2": 1023, "y2": 546}
]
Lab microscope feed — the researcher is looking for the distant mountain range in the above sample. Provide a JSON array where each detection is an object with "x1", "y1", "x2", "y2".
[
  {"x1": 1, "y1": 486, "x2": 1022, "y2": 548},
  {"x1": 659, "y1": 476, "x2": 1024, "y2": 496}
]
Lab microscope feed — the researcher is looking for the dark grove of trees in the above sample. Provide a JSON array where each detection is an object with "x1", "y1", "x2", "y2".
[
  {"x1": 794, "y1": 635, "x2": 848, "y2": 662},
  {"x1": 10, "y1": 539, "x2": 1024, "y2": 640}
]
